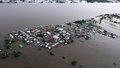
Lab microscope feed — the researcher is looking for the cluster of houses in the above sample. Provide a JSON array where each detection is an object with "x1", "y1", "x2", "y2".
[
  {"x1": 7, "y1": 22, "x2": 95, "y2": 49},
  {"x1": 6, "y1": 21, "x2": 118, "y2": 50}
]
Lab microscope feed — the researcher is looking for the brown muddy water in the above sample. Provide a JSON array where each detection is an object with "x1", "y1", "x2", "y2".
[{"x1": 0, "y1": 3, "x2": 120, "y2": 68}]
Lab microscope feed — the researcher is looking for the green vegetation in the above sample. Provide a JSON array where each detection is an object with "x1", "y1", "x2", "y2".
[
  {"x1": 73, "y1": 20, "x2": 85, "y2": 25},
  {"x1": 0, "y1": 51, "x2": 9, "y2": 59},
  {"x1": 0, "y1": 50, "x2": 22, "y2": 59},
  {"x1": 0, "y1": 34, "x2": 23, "y2": 60},
  {"x1": 4, "y1": 35, "x2": 16, "y2": 49},
  {"x1": 12, "y1": 51, "x2": 21, "y2": 58},
  {"x1": 4, "y1": 44, "x2": 12, "y2": 50}
]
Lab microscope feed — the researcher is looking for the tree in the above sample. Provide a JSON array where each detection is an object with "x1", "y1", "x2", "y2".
[
  {"x1": 4, "y1": 39, "x2": 10, "y2": 45},
  {"x1": 73, "y1": 20, "x2": 85, "y2": 25},
  {"x1": 13, "y1": 51, "x2": 21, "y2": 58},
  {"x1": 4, "y1": 44, "x2": 11, "y2": 49},
  {"x1": 0, "y1": 52, "x2": 9, "y2": 59}
]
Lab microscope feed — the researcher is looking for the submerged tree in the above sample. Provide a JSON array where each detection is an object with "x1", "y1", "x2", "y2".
[
  {"x1": 0, "y1": 51, "x2": 9, "y2": 59},
  {"x1": 13, "y1": 51, "x2": 21, "y2": 58},
  {"x1": 73, "y1": 20, "x2": 85, "y2": 25},
  {"x1": 49, "y1": 52, "x2": 55, "y2": 56},
  {"x1": 71, "y1": 60, "x2": 77, "y2": 66}
]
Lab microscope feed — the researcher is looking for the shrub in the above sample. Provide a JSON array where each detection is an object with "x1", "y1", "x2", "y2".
[{"x1": 0, "y1": 52, "x2": 9, "y2": 59}]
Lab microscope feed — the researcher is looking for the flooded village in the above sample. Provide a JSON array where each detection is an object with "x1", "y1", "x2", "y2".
[
  {"x1": 0, "y1": 3, "x2": 120, "y2": 68},
  {"x1": 0, "y1": 18, "x2": 119, "y2": 68}
]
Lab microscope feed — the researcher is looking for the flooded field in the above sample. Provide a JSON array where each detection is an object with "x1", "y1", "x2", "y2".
[{"x1": 0, "y1": 3, "x2": 120, "y2": 68}]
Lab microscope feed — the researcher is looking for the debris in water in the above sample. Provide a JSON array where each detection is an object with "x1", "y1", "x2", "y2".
[{"x1": 62, "y1": 56, "x2": 65, "y2": 59}]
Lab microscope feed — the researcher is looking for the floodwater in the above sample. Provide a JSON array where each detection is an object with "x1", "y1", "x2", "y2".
[
  {"x1": 0, "y1": 3, "x2": 120, "y2": 68},
  {"x1": 0, "y1": 3, "x2": 120, "y2": 43}
]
